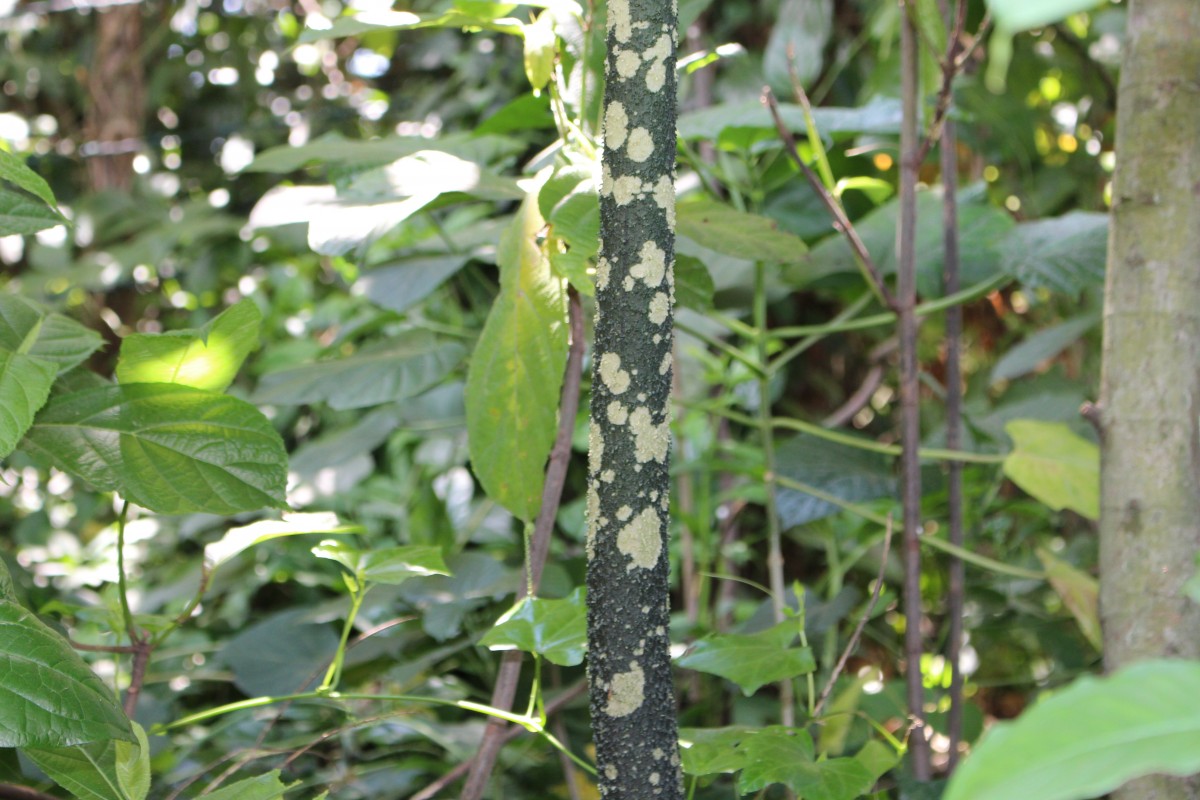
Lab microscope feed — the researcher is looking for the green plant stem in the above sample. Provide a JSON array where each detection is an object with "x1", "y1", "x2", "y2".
[
  {"x1": 321, "y1": 584, "x2": 367, "y2": 691},
  {"x1": 676, "y1": 319, "x2": 766, "y2": 377},
  {"x1": 770, "y1": 291, "x2": 875, "y2": 374},
  {"x1": 115, "y1": 500, "x2": 137, "y2": 642},
  {"x1": 770, "y1": 474, "x2": 1044, "y2": 580},
  {"x1": 685, "y1": 402, "x2": 1006, "y2": 464}
]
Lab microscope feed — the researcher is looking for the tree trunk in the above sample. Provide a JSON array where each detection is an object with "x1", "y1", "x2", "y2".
[
  {"x1": 1099, "y1": 2, "x2": 1200, "y2": 798},
  {"x1": 585, "y1": 0, "x2": 684, "y2": 797},
  {"x1": 84, "y1": 4, "x2": 144, "y2": 192}
]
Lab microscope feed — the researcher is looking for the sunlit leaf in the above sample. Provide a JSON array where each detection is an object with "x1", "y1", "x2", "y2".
[
  {"x1": 678, "y1": 727, "x2": 755, "y2": 776},
  {"x1": 1037, "y1": 547, "x2": 1101, "y2": 650},
  {"x1": 466, "y1": 192, "x2": 568, "y2": 521},
  {"x1": 678, "y1": 200, "x2": 808, "y2": 265},
  {"x1": 196, "y1": 771, "x2": 295, "y2": 800},
  {"x1": 0, "y1": 148, "x2": 60, "y2": 209},
  {"x1": 945, "y1": 661, "x2": 1200, "y2": 800},
  {"x1": 523, "y1": 11, "x2": 556, "y2": 91},
  {"x1": 205, "y1": 513, "x2": 363, "y2": 572},
  {"x1": 984, "y1": 0, "x2": 1105, "y2": 32},
  {"x1": 1003, "y1": 420, "x2": 1099, "y2": 519},
  {"x1": 116, "y1": 299, "x2": 262, "y2": 392},
  {"x1": 0, "y1": 350, "x2": 57, "y2": 460},
  {"x1": 0, "y1": 188, "x2": 63, "y2": 235},
  {"x1": 0, "y1": 295, "x2": 104, "y2": 372},
  {"x1": 479, "y1": 587, "x2": 587, "y2": 666},
  {"x1": 23, "y1": 383, "x2": 288, "y2": 515}
]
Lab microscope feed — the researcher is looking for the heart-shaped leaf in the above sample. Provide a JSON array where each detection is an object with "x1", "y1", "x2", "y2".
[
  {"x1": 479, "y1": 587, "x2": 587, "y2": 666},
  {"x1": 676, "y1": 620, "x2": 816, "y2": 695},
  {"x1": 22, "y1": 383, "x2": 288, "y2": 515},
  {"x1": 1003, "y1": 420, "x2": 1098, "y2": 519}
]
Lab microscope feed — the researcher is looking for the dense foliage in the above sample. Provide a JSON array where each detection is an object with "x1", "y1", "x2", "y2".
[{"x1": 1, "y1": 0, "x2": 1189, "y2": 799}]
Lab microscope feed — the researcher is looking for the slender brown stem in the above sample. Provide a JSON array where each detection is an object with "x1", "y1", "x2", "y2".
[
  {"x1": 899, "y1": 1, "x2": 930, "y2": 780},
  {"x1": 123, "y1": 639, "x2": 152, "y2": 716},
  {"x1": 813, "y1": 516, "x2": 893, "y2": 718},
  {"x1": 456, "y1": 288, "x2": 586, "y2": 800},
  {"x1": 70, "y1": 639, "x2": 139, "y2": 654},
  {"x1": 0, "y1": 786, "x2": 59, "y2": 800},
  {"x1": 762, "y1": 87, "x2": 897, "y2": 312}
]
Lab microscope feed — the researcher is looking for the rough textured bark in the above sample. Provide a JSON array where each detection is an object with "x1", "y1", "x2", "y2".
[
  {"x1": 85, "y1": 4, "x2": 144, "y2": 192},
  {"x1": 1099, "y1": 2, "x2": 1200, "y2": 798},
  {"x1": 585, "y1": 0, "x2": 683, "y2": 797}
]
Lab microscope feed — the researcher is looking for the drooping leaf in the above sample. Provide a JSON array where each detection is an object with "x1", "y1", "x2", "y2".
[
  {"x1": 114, "y1": 723, "x2": 150, "y2": 800},
  {"x1": 479, "y1": 587, "x2": 587, "y2": 666},
  {"x1": 1000, "y1": 212, "x2": 1108, "y2": 294},
  {"x1": 0, "y1": 148, "x2": 60, "y2": 208},
  {"x1": 990, "y1": 314, "x2": 1099, "y2": 385},
  {"x1": 945, "y1": 660, "x2": 1200, "y2": 800},
  {"x1": 0, "y1": 187, "x2": 64, "y2": 235},
  {"x1": 252, "y1": 331, "x2": 464, "y2": 410},
  {"x1": 22, "y1": 383, "x2": 288, "y2": 515},
  {"x1": 195, "y1": 771, "x2": 295, "y2": 800},
  {"x1": 677, "y1": 200, "x2": 808, "y2": 265},
  {"x1": 764, "y1": 0, "x2": 833, "y2": 93},
  {"x1": 0, "y1": 600, "x2": 132, "y2": 748},
  {"x1": 0, "y1": 295, "x2": 104, "y2": 372},
  {"x1": 204, "y1": 513, "x2": 363, "y2": 572},
  {"x1": 774, "y1": 434, "x2": 895, "y2": 528},
  {"x1": 1002, "y1": 420, "x2": 1099, "y2": 519},
  {"x1": 465, "y1": 192, "x2": 568, "y2": 521},
  {"x1": 356, "y1": 254, "x2": 472, "y2": 315},
  {"x1": 984, "y1": 0, "x2": 1105, "y2": 32},
  {"x1": 115, "y1": 299, "x2": 262, "y2": 392},
  {"x1": 0, "y1": 350, "x2": 57, "y2": 460},
  {"x1": 676, "y1": 619, "x2": 816, "y2": 695},
  {"x1": 1036, "y1": 547, "x2": 1101, "y2": 650},
  {"x1": 522, "y1": 11, "x2": 556, "y2": 91}
]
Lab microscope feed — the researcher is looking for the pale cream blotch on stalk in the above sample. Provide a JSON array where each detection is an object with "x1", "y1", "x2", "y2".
[
  {"x1": 617, "y1": 506, "x2": 662, "y2": 570},
  {"x1": 605, "y1": 662, "x2": 645, "y2": 718}
]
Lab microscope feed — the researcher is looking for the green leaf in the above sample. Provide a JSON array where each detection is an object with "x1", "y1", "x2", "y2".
[
  {"x1": 0, "y1": 600, "x2": 132, "y2": 747},
  {"x1": 0, "y1": 295, "x2": 104, "y2": 373},
  {"x1": 246, "y1": 131, "x2": 522, "y2": 174},
  {"x1": 738, "y1": 730, "x2": 875, "y2": 799},
  {"x1": 357, "y1": 254, "x2": 471, "y2": 315},
  {"x1": 0, "y1": 148, "x2": 60, "y2": 208},
  {"x1": 678, "y1": 726, "x2": 755, "y2": 776},
  {"x1": 1002, "y1": 420, "x2": 1099, "y2": 519},
  {"x1": 359, "y1": 545, "x2": 451, "y2": 586},
  {"x1": 26, "y1": 736, "x2": 137, "y2": 800},
  {"x1": 196, "y1": 771, "x2": 295, "y2": 800},
  {"x1": 678, "y1": 200, "x2": 809, "y2": 265},
  {"x1": 984, "y1": 0, "x2": 1104, "y2": 32},
  {"x1": 1036, "y1": 547, "x2": 1101, "y2": 650},
  {"x1": 774, "y1": 434, "x2": 895, "y2": 528},
  {"x1": 675, "y1": 255, "x2": 715, "y2": 310},
  {"x1": 764, "y1": 0, "x2": 833, "y2": 94},
  {"x1": 0, "y1": 350, "x2": 57, "y2": 460},
  {"x1": 204, "y1": 513, "x2": 363, "y2": 572},
  {"x1": 466, "y1": 192, "x2": 568, "y2": 521},
  {"x1": 676, "y1": 620, "x2": 816, "y2": 695},
  {"x1": 479, "y1": 587, "x2": 587, "y2": 666},
  {"x1": 115, "y1": 299, "x2": 262, "y2": 392},
  {"x1": 22, "y1": 383, "x2": 288, "y2": 515},
  {"x1": 0, "y1": 187, "x2": 64, "y2": 235},
  {"x1": 946, "y1": 660, "x2": 1200, "y2": 800},
  {"x1": 1000, "y1": 212, "x2": 1108, "y2": 294},
  {"x1": 522, "y1": 11, "x2": 556, "y2": 91},
  {"x1": 115, "y1": 722, "x2": 149, "y2": 800},
  {"x1": 678, "y1": 96, "x2": 903, "y2": 144},
  {"x1": 252, "y1": 331, "x2": 463, "y2": 410},
  {"x1": 221, "y1": 610, "x2": 338, "y2": 697},
  {"x1": 990, "y1": 314, "x2": 1099, "y2": 385}
]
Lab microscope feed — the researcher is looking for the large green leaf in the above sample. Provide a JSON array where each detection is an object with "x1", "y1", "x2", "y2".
[
  {"x1": 465, "y1": 192, "x2": 568, "y2": 521},
  {"x1": 220, "y1": 610, "x2": 338, "y2": 697},
  {"x1": 245, "y1": 131, "x2": 522, "y2": 174},
  {"x1": 197, "y1": 771, "x2": 294, "y2": 800},
  {"x1": 0, "y1": 295, "x2": 104, "y2": 372},
  {"x1": 678, "y1": 96, "x2": 903, "y2": 144},
  {"x1": 678, "y1": 727, "x2": 755, "y2": 776},
  {"x1": 764, "y1": 0, "x2": 833, "y2": 94},
  {"x1": 738, "y1": 729, "x2": 875, "y2": 799},
  {"x1": 116, "y1": 299, "x2": 261, "y2": 392},
  {"x1": 0, "y1": 600, "x2": 132, "y2": 748},
  {"x1": 357, "y1": 254, "x2": 472, "y2": 315},
  {"x1": 22, "y1": 383, "x2": 288, "y2": 515},
  {"x1": 25, "y1": 722, "x2": 149, "y2": 800},
  {"x1": 0, "y1": 350, "x2": 57, "y2": 460},
  {"x1": 945, "y1": 660, "x2": 1200, "y2": 800},
  {"x1": 678, "y1": 200, "x2": 808, "y2": 265},
  {"x1": 985, "y1": 0, "x2": 1105, "y2": 32},
  {"x1": 479, "y1": 587, "x2": 587, "y2": 666},
  {"x1": 1000, "y1": 212, "x2": 1108, "y2": 294},
  {"x1": 252, "y1": 331, "x2": 463, "y2": 410},
  {"x1": 990, "y1": 314, "x2": 1099, "y2": 385},
  {"x1": 1002, "y1": 420, "x2": 1099, "y2": 519},
  {"x1": 774, "y1": 434, "x2": 895, "y2": 528},
  {"x1": 312, "y1": 540, "x2": 451, "y2": 586},
  {"x1": 676, "y1": 620, "x2": 816, "y2": 695}
]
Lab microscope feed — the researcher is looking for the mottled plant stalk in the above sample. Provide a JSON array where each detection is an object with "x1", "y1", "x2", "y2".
[
  {"x1": 585, "y1": 0, "x2": 684, "y2": 796},
  {"x1": 1099, "y1": 2, "x2": 1200, "y2": 798},
  {"x1": 898, "y1": 3, "x2": 930, "y2": 781}
]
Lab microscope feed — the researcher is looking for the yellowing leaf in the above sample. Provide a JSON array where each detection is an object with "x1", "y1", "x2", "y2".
[{"x1": 1002, "y1": 420, "x2": 1099, "y2": 519}]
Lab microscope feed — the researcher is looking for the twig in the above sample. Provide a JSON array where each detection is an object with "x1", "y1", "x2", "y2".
[
  {"x1": 915, "y1": 0, "x2": 971, "y2": 164},
  {"x1": 456, "y1": 288, "x2": 587, "y2": 800},
  {"x1": 762, "y1": 88, "x2": 897, "y2": 312},
  {"x1": 409, "y1": 683, "x2": 588, "y2": 800},
  {"x1": 898, "y1": 2, "x2": 931, "y2": 781},
  {"x1": 813, "y1": 515, "x2": 894, "y2": 717},
  {"x1": 0, "y1": 786, "x2": 59, "y2": 800}
]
